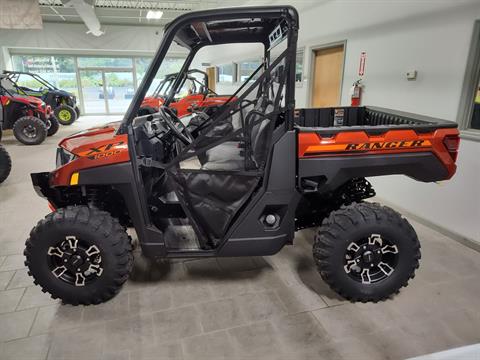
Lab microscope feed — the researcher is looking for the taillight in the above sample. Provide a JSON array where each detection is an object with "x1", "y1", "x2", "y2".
[{"x1": 443, "y1": 135, "x2": 460, "y2": 162}]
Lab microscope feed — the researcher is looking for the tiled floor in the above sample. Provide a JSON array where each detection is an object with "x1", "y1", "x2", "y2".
[{"x1": 0, "y1": 116, "x2": 479, "y2": 360}]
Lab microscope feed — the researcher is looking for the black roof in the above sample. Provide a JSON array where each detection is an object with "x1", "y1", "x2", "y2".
[{"x1": 164, "y1": 6, "x2": 298, "y2": 49}]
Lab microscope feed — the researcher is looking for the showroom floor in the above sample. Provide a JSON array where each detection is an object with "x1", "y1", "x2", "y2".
[{"x1": 0, "y1": 116, "x2": 479, "y2": 360}]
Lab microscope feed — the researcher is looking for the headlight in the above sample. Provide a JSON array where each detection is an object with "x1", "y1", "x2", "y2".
[{"x1": 56, "y1": 147, "x2": 75, "y2": 167}]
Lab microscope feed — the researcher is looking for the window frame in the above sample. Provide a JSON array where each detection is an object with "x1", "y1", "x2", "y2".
[
  {"x1": 457, "y1": 20, "x2": 480, "y2": 141},
  {"x1": 295, "y1": 48, "x2": 305, "y2": 87}
]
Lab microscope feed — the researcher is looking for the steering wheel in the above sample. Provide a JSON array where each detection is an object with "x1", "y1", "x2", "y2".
[{"x1": 158, "y1": 106, "x2": 193, "y2": 145}]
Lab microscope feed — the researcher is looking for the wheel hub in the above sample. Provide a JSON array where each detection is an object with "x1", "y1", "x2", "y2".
[
  {"x1": 23, "y1": 125, "x2": 37, "y2": 138},
  {"x1": 48, "y1": 236, "x2": 103, "y2": 287},
  {"x1": 344, "y1": 234, "x2": 399, "y2": 284},
  {"x1": 59, "y1": 110, "x2": 71, "y2": 121}
]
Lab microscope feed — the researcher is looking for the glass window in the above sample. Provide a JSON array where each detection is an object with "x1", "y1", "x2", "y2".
[
  {"x1": 296, "y1": 51, "x2": 304, "y2": 83},
  {"x1": 14, "y1": 73, "x2": 46, "y2": 91},
  {"x1": 137, "y1": 57, "x2": 185, "y2": 96},
  {"x1": 77, "y1": 57, "x2": 133, "y2": 68},
  {"x1": 471, "y1": 83, "x2": 480, "y2": 130},
  {"x1": 238, "y1": 60, "x2": 262, "y2": 82},
  {"x1": 135, "y1": 57, "x2": 153, "y2": 84},
  {"x1": 217, "y1": 63, "x2": 236, "y2": 83},
  {"x1": 11, "y1": 55, "x2": 78, "y2": 96}
]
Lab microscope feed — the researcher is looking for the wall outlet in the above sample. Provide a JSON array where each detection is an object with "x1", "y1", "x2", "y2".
[{"x1": 406, "y1": 70, "x2": 417, "y2": 80}]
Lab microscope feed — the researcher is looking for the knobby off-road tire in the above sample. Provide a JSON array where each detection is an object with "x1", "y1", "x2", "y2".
[
  {"x1": 13, "y1": 116, "x2": 47, "y2": 145},
  {"x1": 74, "y1": 106, "x2": 81, "y2": 118},
  {"x1": 47, "y1": 116, "x2": 60, "y2": 137},
  {"x1": 313, "y1": 202, "x2": 421, "y2": 302},
  {"x1": 54, "y1": 105, "x2": 77, "y2": 125},
  {"x1": 25, "y1": 206, "x2": 133, "y2": 305},
  {"x1": 0, "y1": 144, "x2": 12, "y2": 184}
]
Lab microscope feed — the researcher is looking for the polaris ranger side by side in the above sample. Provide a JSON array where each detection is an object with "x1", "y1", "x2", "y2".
[{"x1": 26, "y1": 6, "x2": 459, "y2": 305}]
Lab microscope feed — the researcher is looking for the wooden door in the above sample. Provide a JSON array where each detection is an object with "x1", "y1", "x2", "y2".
[
  {"x1": 312, "y1": 45, "x2": 344, "y2": 107},
  {"x1": 206, "y1": 66, "x2": 216, "y2": 93}
]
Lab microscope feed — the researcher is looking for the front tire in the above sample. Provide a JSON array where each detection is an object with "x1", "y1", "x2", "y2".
[
  {"x1": 0, "y1": 144, "x2": 12, "y2": 184},
  {"x1": 313, "y1": 202, "x2": 420, "y2": 302},
  {"x1": 13, "y1": 116, "x2": 47, "y2": 145},
  {"x1": 54, "y1": 105, "x2": 77, "y2": 125},
  {"x1": 25, "y1": 206, "x2": 133, "y2": 305}
]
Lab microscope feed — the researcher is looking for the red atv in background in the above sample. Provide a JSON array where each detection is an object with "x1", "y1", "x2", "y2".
[
  {"x1": 0, "y1": 75, "x2": 59, "y2": 145},
  {"x1": 139, "y1": 69, "x2": 232, "y2": 117}
]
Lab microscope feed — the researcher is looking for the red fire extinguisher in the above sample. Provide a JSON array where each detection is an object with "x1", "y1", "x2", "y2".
[{"x1": 350, "y1": 79, "x2": 363, "y2": 107}]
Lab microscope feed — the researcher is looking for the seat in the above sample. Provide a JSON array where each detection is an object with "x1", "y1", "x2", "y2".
[{"x1": 201, "y1": 96, "x2": 273, "y2": 171}]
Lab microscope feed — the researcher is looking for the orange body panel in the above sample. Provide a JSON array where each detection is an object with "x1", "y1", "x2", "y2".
[
  {"x1": 298, "y1": 128, "x2": 459, "y2": 179},
  {"x1": 51, "y1": 122, "x2": 130, "y2": 186}
]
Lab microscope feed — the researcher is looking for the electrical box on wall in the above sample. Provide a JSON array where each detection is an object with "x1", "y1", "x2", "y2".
[{"x1": 406, "y1": 70, "x2": 418, "y2": 81}]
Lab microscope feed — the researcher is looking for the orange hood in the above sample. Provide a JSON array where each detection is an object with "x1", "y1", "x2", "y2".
[{"x1": 59, "y1": 121, "x2": 123, "y2": 156}]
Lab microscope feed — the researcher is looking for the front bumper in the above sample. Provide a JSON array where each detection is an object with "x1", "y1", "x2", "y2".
[{"x1": 31, "y1": 172, "x2": 52, "y2": 199}]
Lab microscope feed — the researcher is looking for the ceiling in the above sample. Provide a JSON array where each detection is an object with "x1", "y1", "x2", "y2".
[
  {"x1": 39, "y1": 0, "x2": 246, "y2": 26},
  {"x1": 38, "y1": 0, "x2": 321, "y2": 27}
]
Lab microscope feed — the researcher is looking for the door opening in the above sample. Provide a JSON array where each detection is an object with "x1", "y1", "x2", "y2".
[
  {"x1": 311, "y1": 44, "x2": 345, "y2": 108},
  {"x1": 206, "y1": 66, "x2": 216, "y2": 93}
]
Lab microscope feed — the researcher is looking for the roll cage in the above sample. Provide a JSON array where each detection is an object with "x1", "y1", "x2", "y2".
[
  {"x1": 119, "y1": 6, "x2": 298, "y2": 133},
  {"x1": 3, "y1": 71, "x2": 58, "y2": 92},
  {"x1": 151, "y1": 69, "x2": 214, "y2": 99},
  {"x1": 113, "y1": 6, "x2": 299, "y2": 254}
]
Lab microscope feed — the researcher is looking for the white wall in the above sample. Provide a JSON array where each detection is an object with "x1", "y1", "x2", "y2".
[{"x1": 201, "y1": 0, "x2": 480, "y2": 244}]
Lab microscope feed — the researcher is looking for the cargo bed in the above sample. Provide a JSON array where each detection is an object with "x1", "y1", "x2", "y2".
[
  {"x1": 294, "y1": 106, "x2": 457, "y2": 134},
  {"x1": 294, "y1": 106, "x2": 460, "y2": 193}
]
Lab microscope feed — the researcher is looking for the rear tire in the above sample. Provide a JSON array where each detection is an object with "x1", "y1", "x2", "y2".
[
  {"x1": 54, "y1": 105, "x2": 77, "y2": 125},
  {"x1": 13, "y1": 116, "x2": 47, "y2": 145},
  {"x1": 0, "y1": 144, "x2": 12, "y2": 184},
  {"x1": 313, "y1": 202, "x2": 420, "y2": 302},
  {"x1": 25, "y1": 206, "x2": 133, "y2": 305},
  {"x1": 47, "y1": 116, "x2": 59, "y2": 137},
  {"x1": 74, "y1": 106, "x2": 81, "y2": 118}
]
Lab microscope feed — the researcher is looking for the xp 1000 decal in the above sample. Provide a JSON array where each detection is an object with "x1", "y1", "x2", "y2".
[{"x1": 77, "y1": 141, "x2": 127, "y2": 160}]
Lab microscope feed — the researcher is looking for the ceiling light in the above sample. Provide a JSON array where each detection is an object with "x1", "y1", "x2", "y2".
[{"x1": 146, "y1": 10, "x2": 163, "y2": 20}]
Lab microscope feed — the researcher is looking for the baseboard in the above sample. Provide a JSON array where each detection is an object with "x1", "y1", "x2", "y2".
[{"x1": 373, "y1": 197, "x2": 480, "y2": 253}]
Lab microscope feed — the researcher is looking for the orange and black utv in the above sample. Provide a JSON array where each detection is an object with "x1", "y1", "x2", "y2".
[{"x1": 25, "y1": 6, "x2": 459, "y2": 305}]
